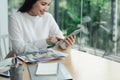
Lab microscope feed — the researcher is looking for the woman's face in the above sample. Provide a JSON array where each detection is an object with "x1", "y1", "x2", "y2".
[{"x1": 30, "y1": 0, "x2": 51, "y2": 16}]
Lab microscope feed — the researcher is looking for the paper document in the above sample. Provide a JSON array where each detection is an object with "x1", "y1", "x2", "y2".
[
  {"x1": 17, "y1": 49, "x2": 68, "y2": 63},
  {"x1": 36, "y1": 63, "x2": 58, "y2": 75}
]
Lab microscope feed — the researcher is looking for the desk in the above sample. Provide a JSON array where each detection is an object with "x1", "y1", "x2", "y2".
[{"x1": 1, "y1": 47, "x2": 120, "y2": 80}]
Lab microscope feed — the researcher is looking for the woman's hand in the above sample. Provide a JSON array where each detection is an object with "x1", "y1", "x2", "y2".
[{"x1": 46, "y1": 35, "x2": 62, "y2": 45}]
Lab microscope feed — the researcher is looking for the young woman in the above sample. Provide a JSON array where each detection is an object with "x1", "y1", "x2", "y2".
[{"x1": 9, "y1": 0, "x2": 76, "y2": 54}]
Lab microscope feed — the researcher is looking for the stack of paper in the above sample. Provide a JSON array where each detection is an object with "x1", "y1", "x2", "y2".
[
  {"x1": 0, "y1": 58, "x2": 13, "y2": 73},
  {"x1": 36, "y1": 63, "x2": 58, "y2": 75}
]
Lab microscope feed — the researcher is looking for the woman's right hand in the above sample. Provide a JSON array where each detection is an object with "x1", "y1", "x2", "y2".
[{"x1": 46, "y1": 35, "x2": 62, "y2": 45}]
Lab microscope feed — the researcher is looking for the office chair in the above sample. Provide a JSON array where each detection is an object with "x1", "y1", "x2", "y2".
[{"x1": 0, "y1": 34, "x2": 10, "y2": 60}]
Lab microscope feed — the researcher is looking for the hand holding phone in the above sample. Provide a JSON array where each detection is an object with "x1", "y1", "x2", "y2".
[{"x1": 56, "y1": 29, "x2": 82, "y2": 49}]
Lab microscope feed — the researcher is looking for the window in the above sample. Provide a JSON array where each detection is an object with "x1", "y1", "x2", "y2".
[{"x1": 56, "y1": 0, "x2": 120, "y2": 62}]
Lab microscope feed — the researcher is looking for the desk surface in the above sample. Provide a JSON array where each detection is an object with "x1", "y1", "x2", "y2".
[{"x1": 1, "y1": 47, "x2": 120, "y2": 80}]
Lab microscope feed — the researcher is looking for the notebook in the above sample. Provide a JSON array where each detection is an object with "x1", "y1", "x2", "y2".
[
  {"x1": 36, "y1": 63, "x2": 58, "y2": 75},
  {"x1": 28, "y1": 62, "x2": 73, "y2": 80}
]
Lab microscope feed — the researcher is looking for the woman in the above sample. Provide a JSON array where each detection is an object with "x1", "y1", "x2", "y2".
[{"x1": 9, "y1": 0, "x2": 76, "y2": 54}]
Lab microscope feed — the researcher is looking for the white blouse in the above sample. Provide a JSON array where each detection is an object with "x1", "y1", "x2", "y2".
[{"x1": 9, "y1": 12, "x2": 64, "y2": 54}]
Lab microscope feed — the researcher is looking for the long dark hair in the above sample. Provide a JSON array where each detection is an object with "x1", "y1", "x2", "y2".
[{"x1": 18, "y1": 0, "x2": 38, "y2": 12}]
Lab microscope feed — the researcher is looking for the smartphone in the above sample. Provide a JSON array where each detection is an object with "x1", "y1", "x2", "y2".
[
  {"x1": 56, "y1": 28, "x2": 82, "y2": 49},
  {"x1": 67, "y1": 28, "x2": 82, "y2": 37}
]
